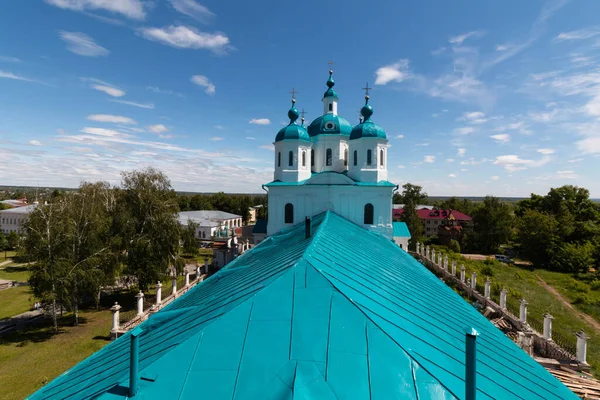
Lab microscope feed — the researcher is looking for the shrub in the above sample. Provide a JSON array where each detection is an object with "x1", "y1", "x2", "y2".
[
  {"x1": 514, "y1": 271, "x2": 523, "y2": 280},
  {"x1": 480, "y1": 265, "x2": 495, "y2": 277},
  {"x1": 590, "y1": 279, "x2": 600, "y2": 291},
  {"x1": 573, "y1": 293, "x2": 591, "y2": 305},
  {"x1": 568, "y1": 278, "x2": 590, "y2": 293},
  {"x1": 447, "y1": 239, "x2": 461, "y2": 254}
]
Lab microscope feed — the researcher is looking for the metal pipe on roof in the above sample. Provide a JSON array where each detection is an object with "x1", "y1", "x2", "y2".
[
  {"x1": 465, "y1": 327, "x2": 479, "y2": 400},
  {"x1": 129, "y1": 326, "x2": 143, "y2": 397},
  {"x1": 305, "y1": 217, "x2": 311, "y2": 239}
]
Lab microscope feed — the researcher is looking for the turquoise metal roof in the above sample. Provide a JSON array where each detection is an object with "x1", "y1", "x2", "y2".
[
  {"x1": 392, "y1": 221, "x2": 411, "y2": 238},
  {"x1": 349, "y1": 120, "x2": 387, "y2": 140},
  {"x1": 29, "y1": 212, "x2": 577, "y2": 400},
  {"x1": 275, "y1": 124, "x2": 310, "y2": 142},
  {"x1": 307, "y1": 114, "x2": 352, "y2": 137}
]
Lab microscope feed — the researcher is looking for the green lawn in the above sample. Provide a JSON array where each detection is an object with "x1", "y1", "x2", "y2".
[
  {"x1": 431, "y1": 247, "x2": 600, "y2": 373},
  {"x1": 0, "y1": 310, "x2": 112, "y2": 400},
  {"x1": 0, "y1": 265, "x2": 30, "y2": 283},
  {"x1": 0, "y1": 286, "x2": 33, "y2": 320},
  {"x1": 0, "y1": 251, "x2": 16, "y2": 263}
]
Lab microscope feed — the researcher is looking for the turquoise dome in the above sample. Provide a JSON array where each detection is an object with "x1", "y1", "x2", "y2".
[
  {"x1": 307, "y1": 113, "x2": 353, "y2": 137},
  {"x1": 350, "y1": 96, "x2": 387, "y2": 140},
  {"x1": 275, "y1": 99, "x2": 310, "y2": 142},
  {"x1": 323, "y1": 69, "x2": 338, "y2": 99}
]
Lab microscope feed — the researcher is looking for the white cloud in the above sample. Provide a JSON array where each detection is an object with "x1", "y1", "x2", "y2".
[
  {"x1": 395, "y1": 134, "x2": 404, "y2": 139},
  {"x1": 137, "y1": 25, "x2": 230, "y2": 53},
  {"x1": 493, "y1": 154, "x2": 551, "y2": 172},
  {"x1": 59, "y1": 31, "x2": 109, "y2": 57},
  {"x1": 490, "y1": 134, "x2": 510, "y2": 143},
  {"x1": 496, "y1": 44, "x2": 509, "y2": 51},
  {"x1": 246, "y1": 136, "x2": 255, "y2": 140},
  {"x1": 446, "y1": 158, "x2": 455, "y2": 163},
  {"x1": 45, "y1": 0, "x2": 146, "y2": 19},
  {"x1": 556, "y1": 170, "x2": 578, "y2": 179},
  {"x1": 459, "y1": 111, "x2": 488, "y2": 124},
  {"x1": 537, "y1": 148, "x2": 555, "y2": 155},
  {"x1": 491, "y1": 176, "x2": 499, "y2": 181},
  {"x1": 214, "y1": 125, "x2": 225, "y2": 130},
  {"x1": 431, "y1": 47, "x2": 446, "y2": 56},
  {"x1": 454, "y1": 127, "x2": 476, "y2": 135},
  {"x1": 374, "y1": 59, "x2": 411, "y2": 85},
  {"x1": 460, "y1": 168, "x2": 468, "y2": 172},
  {"x1": 147, "y1": 124, "x2": 169, "y2": 134},
  {"x1": 259, "y1": 144, "x2": 274, "y2": 151},
  {"x1": 92, "y1": 84, "x2": 125, "y2": 97},
  {"x1": 80, "y1": 127, "x2": 124, "y2": 137},
  {"x1": 146, "y1": 86, "x2": 184, "y2": 97},
  {"x1": 111, "y1": 100, "x2": 154, "y2": 109},
  {"x1": 556, "y1": 27, "x2": 600, "y2": 41},
  {"x1": 397, "y1": 165, "x2": 406, "y2": 169},
  {"x1": 169, "y1": 0, "x2": 214, "y2": 23},
  {"x1": 0, "y1": 70, "x2": 35, "y2": 83},
  {"x1": 424, "y1": 155, "x2": 435, "y2": 163},
  {"x1": 210, "y1": 136, "x2": 224, "y2": 141},
  {"x1": 28, "y1": 140, "x2": 42, "y2": 146},
  {"x1": 584, "y1": 96, "x2": 600, "y2": 116},
  {"x1": 448, "y1": 173, "x2": 457, "y2": 178},
  {"x1": 568, "y1": 158, "x2": 583, "y2": 163},
  {"x1": 449, "y1": 31, "x2": 484, "y2": 44},
  {"x1": 249, "y1": 118, "x2": 270, "y2": 125},
  {"x1": 457, "y1": 148, "x2": 466, "y2": 157},
  {"x1": 87, "y1": 114, "x2": 136, "y2": 124},
  {"x1": 0, "y1": 56, "x2": 21, "y2": 63},
  {"x1": 190, "y1": 75, "x2": 215, "y2": 95}
]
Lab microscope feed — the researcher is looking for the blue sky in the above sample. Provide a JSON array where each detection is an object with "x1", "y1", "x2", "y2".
[{"x1": 1, "y1": 0, "x2": 600, "y2": 196}]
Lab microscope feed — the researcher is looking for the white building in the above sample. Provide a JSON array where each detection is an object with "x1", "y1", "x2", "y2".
[
  {"x1": 266, "y1": 70, "x2": 396, "y2": 239},
  {"x1": 178, "y1": 210, "x2": 243, "y2": 240},
  {"x1": 0, "y1": 204, "x2": 36, "y2": 234}
]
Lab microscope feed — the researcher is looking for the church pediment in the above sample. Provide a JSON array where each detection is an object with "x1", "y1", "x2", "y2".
[{"x1": 305, "y1": 172, "x2": 356, "y2": 186}]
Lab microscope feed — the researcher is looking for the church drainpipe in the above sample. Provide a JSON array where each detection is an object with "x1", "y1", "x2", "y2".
[
  {"x1": 129, "y1": 326, "x2": 143, "y2": 397},
  {"x1": 465, "y1": 327, "x2": 479, "y2": 400}
]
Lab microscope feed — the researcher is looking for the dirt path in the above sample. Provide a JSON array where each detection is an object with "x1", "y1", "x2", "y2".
[{"x1": 534, "y1": 273, "x2": 600, "y2": 331}]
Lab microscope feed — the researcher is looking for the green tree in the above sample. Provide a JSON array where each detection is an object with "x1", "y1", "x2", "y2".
[
  {"x1": 448, "y1": 239, "x2": 461, "y2": 253},
  {"x1": 0, "y1": 233, "x2": 9, "y2": 259},
  {"x1": 550, "y1": 241, "x2": 595, "y2": 273},
  {"x1": 399, "y1": 184, "x2": 427, "y2": 250},
  {"x1": 471, "y1": 196, "x2": 512, "y2": 254},
  {"x1": 7, "y1": 231, "x2": 19, "y2": 249},
  {"x1": 181, "y1": 221, "x2": 199, "y2": 256},
  {"x1": 434, "y1": 197, "x2": 475, "y2": 216},
  {"x1": 516, "y1": 209, "x2": 558, "y2": 266},
  {"x1": 115, "y1": 168, "x2": 182, "y2": 291},
  {"x1": 189, "y1": 194, "x2": 212, "y2": 211}
]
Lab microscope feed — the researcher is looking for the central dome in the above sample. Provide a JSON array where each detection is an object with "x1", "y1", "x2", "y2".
[{"x1": 307, "y1": 114, "x2": 352, "y2": 137}]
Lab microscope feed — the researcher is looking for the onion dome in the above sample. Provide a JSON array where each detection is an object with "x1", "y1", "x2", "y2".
[
  {"x1": 350, "y1": 96, "x2": 387, "y2": 140},
  {"x1": 323, "y1": 69, "x2": 338, "y2": 99},
  {"x1": 307, "y1": 114, "x2": 353, "y2": 137},
  {"x1": 275, "y1": 99, "x2": 310, "y2": 142}
]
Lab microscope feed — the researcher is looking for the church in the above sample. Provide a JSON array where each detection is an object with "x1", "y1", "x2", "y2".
[
  {"x1": 266, "y1": 70, "x2": 395, "y2": 239},
  {"x1": 28, "y1": 70, "x2": 577, "y2": 400}
]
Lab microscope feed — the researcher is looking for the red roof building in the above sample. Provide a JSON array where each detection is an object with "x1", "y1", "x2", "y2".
[{"x1": 393, "y1": 208, "x2": 472, "y2": 237}]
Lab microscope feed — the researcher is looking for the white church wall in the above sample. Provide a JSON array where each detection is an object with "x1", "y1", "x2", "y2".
[
  {"x1": 274, "y1": 141, "x2": 312, "y2": 182},
  {"x1": 348, "y1": 138, "x2": 388, "y2": 182},
  {"x1": 311, "y1": 136, "x2": 348, "y2": 174},
  {"x1": 267, "y1": 185, "x2": 394, "y2": 238}
]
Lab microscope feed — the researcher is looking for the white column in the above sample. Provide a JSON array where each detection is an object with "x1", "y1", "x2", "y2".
[
  {"x1": 432, "y1": 249, "x2": 436, "y2": 264},
  {"x1": 500, "y1": 288, "x2": 507, "y2": 309},
  {"x1": 416, "y1": 242, "x2": 420, "y2": 255},
  {"x1": 576, "y1": 330, "x2": 590, "y2": 364},
  {"x1": 484, "y1": 278, "x2": 491, "y2": 299},
  {"x1": 196, "y1": 264, "x2": 201, "y2": 279},
  {"x1": 185, "y1": 270, "x2": 190, "y2": 287},
  {"x1": 519, "y1": 299, "x2": 528, "y2": 324},
  {"x1": 451, "y1": 261, "x2": 456, "y2": 276},
  {"x1": 460, "y1": 265, "x2": 466, "y2": 283},
  {"x1": 543, "y1": 313, "x2": 553, "y2": 340},
  {"x1": 136, "y1": 291, "x2": 144, "y2": 316},
  {"x1": 443, "y1": 255, "x2": 448, "y2": 271},
  {"x1": 110, "y1": 302, "x2": 121, "y2": 333},
  {"x1": 155, "y1": 282, "x2": 162, "y2": 306},
  {"x1": 471, "y1": 272, "x2": 477, "y2": 290},
  {"x1": 172, "y1": 276, "x2": 177, "y2": 296}
]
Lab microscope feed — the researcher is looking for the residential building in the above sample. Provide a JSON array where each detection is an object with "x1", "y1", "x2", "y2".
[
  {"x1": 0, "y1": 204, "x2": 36, "y2": 234},
  {"x1": 0, "y1": 199, "x2": 28, "y2": 208},
  {"x1": 394, "y1": 208, "x2": 472, "y2": 237}
]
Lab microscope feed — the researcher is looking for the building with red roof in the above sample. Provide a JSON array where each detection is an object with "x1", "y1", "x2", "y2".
[{"x1": 393, "y1": 208, "x2": 472, "y2": 237}]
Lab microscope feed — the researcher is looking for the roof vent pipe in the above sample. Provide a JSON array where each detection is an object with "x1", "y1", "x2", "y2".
[
  {"x1": 305, "y1": 217, "x2": 311, "y2": 239},
  {"x1": 465, "y1": 327, "x2": 479, "y2": 400},
  {"x1": 129, "y1": 326, "x2": 143, "y2": 397}
]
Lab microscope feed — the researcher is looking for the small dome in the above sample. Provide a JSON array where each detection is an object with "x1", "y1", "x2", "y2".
[
  {"x1": 307, "y1": 114, "x2": 353, "y2": 137},
  {"x1": 323, "y1": 69, "x2": 338, "y2": 99},
  {"x1": 350, "y1": 96, "x2": 386, "y2": 140},
  {"x1": 275, "y1": 124, "x2": 310, "y2": 142}
]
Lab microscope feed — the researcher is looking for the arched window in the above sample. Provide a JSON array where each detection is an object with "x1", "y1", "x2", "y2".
[
  {"x1": 202, "y1": 231, "x2": 206, "y2": 239},
  {"x1": 285, "y1": 203, "x2": 294, "y2": 224},
  {"x1": 380, "y1": 149, "x2": 384, "y2": 166},
  {"x1": 288, "y1": 151, "x2": 293, "y2": 167},
  {"x1": 278, "y1": 152, "x2": 281, "y2": 167},
  {"x1": 364, "y1": 203, "x2": 374, "y2": 225},
  {"x1": 367, "y1": 149, "x2": 372, "y2": 165},
  {"x1": 302, "y1": 151, "x2": 306, "y2": 167},
  {"x1": 311, "y1": 149, "x2": 314, "y2": 166},
  {"x1": 344, "y1": 148, "x2": 348, "y2": 166},
  {"x1": 353, "y1": 150, "x2": 357, "y2": 166},
  {"x1": 326, "y1": 148, "x2": 332, "y2": 166},
  {"x1": 328, "y1": 103, "x2": 333, "y2": 111}
]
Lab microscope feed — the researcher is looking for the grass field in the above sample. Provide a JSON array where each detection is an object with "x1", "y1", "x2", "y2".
[
  {"x1": 432, "y1": 247, "x2": 600, "y2": 373},
  {"x1": 0, "y1": 265, "x2": 30, "y2": 283},
  {"x1": 0, "y1": 286, "x2": 33, "y2": 320},
  {"x1": 0, "y1": 251, "x2": 16, "y2": 263},
  {"x1": 0, "y1": 310, "x2": 112, "y2": 400}
]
